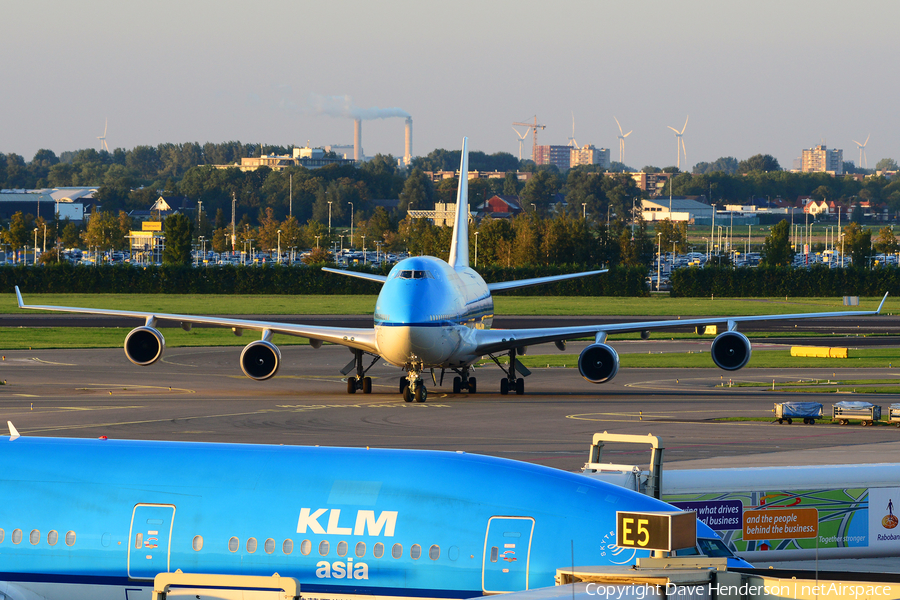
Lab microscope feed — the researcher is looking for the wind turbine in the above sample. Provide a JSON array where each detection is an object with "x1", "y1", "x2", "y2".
[
  {"x1": 667, "y1": 116, "x2": 688, "y2": 171},
  {"x1": 97, "y1": 118, "x2": 110, "y2": 152},
  {"x1": 614, "y1": 117, "x2": 632, "y2": 164},
  {"x1": 512, "y1": 126, "x2": 530, "y2": 160},
  {"x1": 567, "y1": 111, "x2": 579, "y2": 149},
  {"x1": 852, "y1": 134, "x2": 870, "y2": 169}
]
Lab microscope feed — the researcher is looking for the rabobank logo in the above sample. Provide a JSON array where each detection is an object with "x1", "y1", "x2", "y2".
[{"x1": 297, "y1": 508, "x2": 398, "y2": 536}]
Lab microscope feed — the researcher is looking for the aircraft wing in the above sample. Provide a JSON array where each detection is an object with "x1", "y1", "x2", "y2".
[
  {"x1": 14, "y1": 286, "x2": 379, "y2": 353},
  {"x1": 473, "y1": 293, "x2": 888, "y2": 355},
  {"x1": 487, "y1": 269, "x2": 607, "y2": 292},
  {"x1": 320, "y1": 267, "x2": 388, "y2": 284}
]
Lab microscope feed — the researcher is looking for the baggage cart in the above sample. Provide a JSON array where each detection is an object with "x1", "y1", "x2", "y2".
[
  {"x1": 774, "y1": 401, "x2": 822, "y2": 425},
  {"x1": 832, "y1": 401, "x2": 881, "y2": 426},
  {"x1": 890, "y1": 404, "x2": 900, "y2": 428}
]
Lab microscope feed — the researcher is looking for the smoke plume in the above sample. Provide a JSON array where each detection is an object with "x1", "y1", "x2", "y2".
[{"x1": 307, "y1": 93, "x2": 410, "y2": 120}]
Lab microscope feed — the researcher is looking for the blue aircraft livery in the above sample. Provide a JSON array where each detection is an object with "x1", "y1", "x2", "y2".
[
  {"x1": 0, "y1": 434, "x2": 747, "y2": 600},
  {"x1": 15, "y1": 137, "x2": 886, "y2": 402}
]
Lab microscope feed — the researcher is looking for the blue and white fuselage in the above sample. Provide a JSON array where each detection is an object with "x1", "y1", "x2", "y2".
[
  {"x1": 375, "y1": 257, "x2": 492, "y2": 369},
  {"x1": 0, "y1": 434, "x2": 746, "y2": 600}
]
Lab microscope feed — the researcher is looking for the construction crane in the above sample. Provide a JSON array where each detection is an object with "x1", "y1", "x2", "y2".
[{"x1": 512, "y1": 116, "x2": 546, "y2": 162}]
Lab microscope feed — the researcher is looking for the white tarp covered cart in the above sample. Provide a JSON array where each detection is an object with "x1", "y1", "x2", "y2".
[
  {"x1": 832, "y1": 401, "x2": 881, "y2": 426},
  {"x1": 774, "y1": 401, "x2": 823, "y2": 425}
]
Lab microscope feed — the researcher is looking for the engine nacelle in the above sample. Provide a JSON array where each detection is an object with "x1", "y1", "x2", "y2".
[
  {"x1": 710, "y1": 330, "x2": 752, "y2": 371},
  {"x1": 577, "y1": 343, "x2": 620, "y2": 384},
  {"x1": 240, "y1": 340, "x2": 281, "y2": 381},
  {"x1": 124, "y1": 326, "x2": 165, "y2": 366}
]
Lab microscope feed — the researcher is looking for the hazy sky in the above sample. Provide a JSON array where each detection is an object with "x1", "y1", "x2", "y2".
[{"x1": 4, "y1": 1, "x2": 898, "y2": 172}]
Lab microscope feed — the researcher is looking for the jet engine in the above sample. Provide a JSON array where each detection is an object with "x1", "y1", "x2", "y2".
[
  {"x1": 240, "y1": 340, "x2": 281, "y2": 380},
  {"x1": 124, "y1": 326, "x2": 165, "y2": 366},
  {"x1": 577, "y1": 343, "x2": 620, "y2": 384},
  {"x1": 710, "y1": 331, "x2": 751, "y2": 371}
]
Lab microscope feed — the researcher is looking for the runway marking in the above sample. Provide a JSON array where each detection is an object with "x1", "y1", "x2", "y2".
[
  {"x1": 29, "y1": 358, "x2": 77, "y2": 366},
  {"x1": 12, "y1": 394, "x2": 39, "y2": 397},
  {"x1": 73, "y1": 385, "x2": 196, "y2": 394},
  {"x1": 160, "y1": 358, "x2": 198, "y2": 367}
]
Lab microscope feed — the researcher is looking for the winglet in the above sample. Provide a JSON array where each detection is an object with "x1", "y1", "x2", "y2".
[
  {"x1": 447, "y1": 137, "x2": 469, "y2": 269},
  {"x1": 8, "y1": 421, "x2": 20, "y2": 441},
  {"x1": 15, "y1": 286, "x2": 24, "y2": 309},
  {"x1": 877, "y1": 292, "x2": 889, "y2": 314}
]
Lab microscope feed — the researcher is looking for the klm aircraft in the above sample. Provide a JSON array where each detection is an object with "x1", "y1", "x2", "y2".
[
  {"x1": 15, "y1": 138, "x2": 887, "y2": 402},
  {"x1": 0, "y1": 427, "x2": 749, "y2": 600}
]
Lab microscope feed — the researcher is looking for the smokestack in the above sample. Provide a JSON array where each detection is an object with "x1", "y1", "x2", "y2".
[
  {"x1": 353, "y1": 119, "x2": 362, "y2": 162},
  {"x1": 404, "y1": 117, "x2": 413, "y2": 166}
]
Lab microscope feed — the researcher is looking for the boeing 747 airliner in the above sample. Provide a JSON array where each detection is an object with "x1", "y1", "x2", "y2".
[
  {"x1": 0, "y1": 428, "x2": 749, "y2": 600},
  {"x1": 15, "y1": 138, "x2": 888, "y2": 401}
]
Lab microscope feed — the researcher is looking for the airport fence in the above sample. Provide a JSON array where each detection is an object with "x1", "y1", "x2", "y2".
[
  {"x1": 1, "y1": 264, "x2": 649, "y2": 296},
  {"x1": 670, "y1": 266, "x2": 900, "y2": 297}
]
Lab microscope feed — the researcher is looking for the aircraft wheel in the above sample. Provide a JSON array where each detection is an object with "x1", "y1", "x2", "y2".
[
  {"x1": 403, "y1": 386, "x2": 413, "y2": 403},
  {"x1": 363, "y1": 377, "x2": 372, "y2": 394},
  {"x1": 515, "y1": 378, "x2": 524, "y2": 395},
  {"x1": 400, "y1": 379, "x2": 409, "y2": 394},
  {"x1": 469, "y1": 377, "x2": 477, "y2": 393},
  {"x1": 415, "y1": 383, "x2": 427, "y2": 403},
  {"x1": 786, "y1": 418, "x2": 792, "y2": 425},
  {"x1": 500, "y1": 379, "x2": 509, "y2": 395},
  {"x1": 347, "y1": 376, "x2": 357, "y2": 394},
  {"x1": 453, "y1": 377, "x2": 461, "y2": 394}
]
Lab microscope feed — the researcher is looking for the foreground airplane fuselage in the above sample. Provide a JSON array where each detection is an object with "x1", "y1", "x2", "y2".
[
  {"x1": 0, "y1": 435, "x2": 743, "y2": 600},
  {"x1": 374, "y1": 256, "x2": 493, "y2": 369}
]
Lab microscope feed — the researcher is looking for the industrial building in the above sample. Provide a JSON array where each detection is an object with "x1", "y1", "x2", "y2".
[
  {"x1": 0, "y1": 187, "x2": 97, "y2": 221},
  {"x1": 211, "y1": 147, "x2": 355, "y2": 172}
]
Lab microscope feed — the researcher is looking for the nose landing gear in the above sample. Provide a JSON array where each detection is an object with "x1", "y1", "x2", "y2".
[{"x1": 401, "y1": 364, "x2": 428, "y2": 402}]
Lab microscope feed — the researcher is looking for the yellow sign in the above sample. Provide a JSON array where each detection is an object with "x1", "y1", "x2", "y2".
[
  {"x1": 142, "y1": 221, "x2": 163, "y2": 232},
  {"x1": 616, "y1": 511, "x2": 696, "y2": 551},
  {"x1": 743, "y1": 508, "x2": 818, "y2": 540}
]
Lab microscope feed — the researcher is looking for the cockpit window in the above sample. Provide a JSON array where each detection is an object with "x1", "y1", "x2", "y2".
[
  {"x1": 398, "y1": 270, "x2": 431, "y2": 280},
  {"x1": 697, "y1": 537, "x2": 735, "y2": 558}
]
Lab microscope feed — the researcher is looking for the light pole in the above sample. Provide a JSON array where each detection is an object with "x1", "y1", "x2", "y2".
[
  {"x1": 42, "y1": 223, "x2": 47, "y2": 253},
  {"x1": 841, "y1": 233, "x2": 845, "y2": 268},
  {"x1": 703, "y1": 237, "x2": 709, "y2": 261},
  {"x1": 582, "y1": 203, "x2": 586, "y2": 219},
  {"x1": 315, "y1": 235, "x2": 320, "y2": 249},
  {"x1": 656, "y1": 232, "x2": 662, "y2": 292},
  {"x1": 200, "y1": 236, "x2": 206, "y2": 264},
  {"x1": 631, "y1": 197, "x2": 637, "y2": 239},
  {"x1": 289, "y1": 173, "x2": 293, "y2": 219},
  {"x1": 347, "y1": 202, "x2": 354, "y2": 249},
  {"x1": 33, "y1": 228, "x2": 38, "y2": 264},
  {"x1": 474, "y1": 231, "x2": 479, "y2": 267},
  {"x1": 362, "y1": 235, "x2": 367, "y2": 264},
  {"x1": 277, "y1": 230, "x2": 282, "y2": 264},
  {"x1": 530, "y1": 203, "x2": 536, "y2": 213},
  {"x1": 327, "y1": 201, "x2": 332, "y2": 236},
  {"x1": 339, "y1": 234, "x2": 345, "y2": 257}
]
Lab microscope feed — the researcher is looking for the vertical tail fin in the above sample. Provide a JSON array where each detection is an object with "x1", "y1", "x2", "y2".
[{"x1": 447, "y1": 137, "x2": 469, "y2": 268}]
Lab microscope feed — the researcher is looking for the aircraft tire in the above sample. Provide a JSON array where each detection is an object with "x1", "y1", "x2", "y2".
[
  {"x1": 469, "y1": 377, "x2": 477, "y2": 393},
  {"x1": 515, "y1": 378, "x2": 524, "y2": 395},
  {"x1": 415, "y1": 385, "x2": 427, "y2": 403},
  {"x1": 453, "y1": 377, "x2": 461, "y2": 394},
  {"x1": 403, "y1": 386, "x2": 413, "y2": 402},
  {"x1": 500, "y1": 379, "x2": 509, "y2": 395},
  {"x1": 400, "y1": 379, "x2": 409, "y2": 394},
  {"x1": 363, "y1": 377, "x2": 372, "y2": 394},
  {"x1": 347, "y1": 376, "x2": 357, "y2": 394}
]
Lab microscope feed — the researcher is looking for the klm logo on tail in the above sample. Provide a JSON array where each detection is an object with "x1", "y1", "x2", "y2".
[{"x1": 297, "y1": 508, "x2": 398, "y2": 537}]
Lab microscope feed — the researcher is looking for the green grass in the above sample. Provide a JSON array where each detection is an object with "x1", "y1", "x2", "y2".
[{"x1": 3, "y1": 293, "x2": 891, "y2": 316}]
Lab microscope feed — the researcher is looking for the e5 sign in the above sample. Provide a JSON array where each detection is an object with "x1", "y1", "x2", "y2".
[{"x1": 616, "y1": 511, "x2": 696, "y2": 552}]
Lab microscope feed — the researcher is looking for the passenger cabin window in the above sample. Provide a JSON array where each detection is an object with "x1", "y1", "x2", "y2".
[
  {"x1": 318, "y1": 540, "x2": 330, "y2": 556},
  {"x1": 29, "y1": 530, "x2": 40, "y2": 545},
  {"x1": 429, "y1": 545, "x2": 440, "y2": 560},
  {"x1": 247, "y1": 537, "x2": 257, "y2": 553},
  {"x1": 264, "y1": 538, "x2": 275, "y2": 554},
  {"x1": 65, "y1": 531, "x2": 76, "y2": 546},
  {"x1": 0, "y1": 528, "x2": 5, "y2": 544},
  {"x1": 192, "y1": 535, "x2": 203, "y2": 552},
  {"x1": 228, "y1": 537, "x2": 239, "y2": 552},
  {"x1": 300, "y1": 539, "x2": 312, "y2": 555},
  {"x1": 391, "y1": 543, "x2": 403, "y2": 559},
  {"x1": 336, "y1": 541, "x2": 348, "y2": 557},
  {"x1": 373, "y1": 542, "x2": 384, "y2": 558},
  {"x1": 490, "y1": 546, "x2": 499, "y2": 562},
  {"x1": 12, "y1": 529, "x2": 22, "y2": 544},
  {"x1": 48, "y1": 530, "x2": 58, "y2": 546},
  {"x1": 355, "y1": 541, "x2": 366, "y2": 557},
  {"x1": 282, "y1": 539, "x2": 293, "y2": 555},
  {"x1": 410, "y1": 544, "x2": 421, "y2": 560}
]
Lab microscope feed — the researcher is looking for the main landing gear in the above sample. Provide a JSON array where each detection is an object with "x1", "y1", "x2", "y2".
[
  {"x1": 489, "y1": 348, "x2": 530, "y2": 395},
  {"x1": 451, "y1": 366, "x2": 476, "y2": 394},
  {"x1": 342, "y1": 349, "x2": 378, "y2": 394}
]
